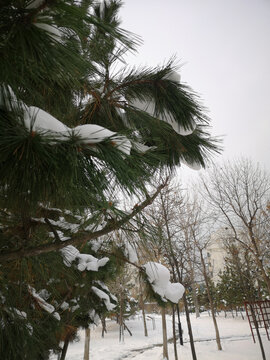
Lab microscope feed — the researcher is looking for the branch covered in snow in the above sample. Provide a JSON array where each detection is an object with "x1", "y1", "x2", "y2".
[
  {"x1": 60, "y1": 245, "x2": 109, "y2": 271},
  {"x1": 28, "y1": 286, "x2": 60, "y2": 320},
  {"x1": 23, "y1": 106, "x2": 132, "y2": 155},
  {"x1": 0, "y1": 180, "x2": 168, "y2": 262},
  {"x1": 91, "y1": 286, "x2": 116, "y2": 311}
]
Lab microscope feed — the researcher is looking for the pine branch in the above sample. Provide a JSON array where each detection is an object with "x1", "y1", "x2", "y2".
[
  {"x1": 106, "y1": 79, "x2": 155, "y2": 98},
  {"x1": 44, "y1": 217, "x2": 61, "y2": 243},
  {"x1": 24, "y1": 0, "x2": 56, "y2": 22},
  {"x1": 0, "y1": 179, "x2": 168, "y2": 262}
]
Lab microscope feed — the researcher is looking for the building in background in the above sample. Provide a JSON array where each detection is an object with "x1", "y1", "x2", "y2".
[{"x1": 206, "y1": 228, "x2": 229, "y2": 283}]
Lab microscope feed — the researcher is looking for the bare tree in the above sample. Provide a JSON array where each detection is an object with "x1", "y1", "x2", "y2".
[
  {"x1": 177, "y1": 197, "x2": 223, "y2": 351},
  {"x1": 142, "y1": 178, "x2": 198, "y2": 360},
  {"x1": 201, "y1": 159, "x2": 270, "y2": 295},
  {"x1": 197, "y1": 244, "x2": 222, "y2": 351}
]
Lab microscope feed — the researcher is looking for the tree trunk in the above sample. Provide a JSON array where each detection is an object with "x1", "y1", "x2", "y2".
[
  {"x1": 59, "y1": 335, "x2": 70, "y2": 360},
  {"x1": 187, "y1": 256, "x2": 200, "y2": 319},
  {"x1": 183, "y1": 293, "x2": 197, "y2": 360},
  {"x1": 119, "y1": 293, "x2": 124, "y2": 343},
  {"x1": 174, "y1": 262, "x2": 197, "y2": 359},
  {"x1": 139, "y1": 280, "x2": 148, "y2": 337},
  {"x1": 84, "y1": 328, "x2": 90, "y2": 360},
  {"x1": 200, "y1": 251, "x2": 222, "y2": 350},
  {"x1": 172, "y1": 305, "x2": 178, "y2": 360},
  {"x1": 176, "y1": 304, "x2": 183, "y2": 346},
  {"x1": 192, "y1": 282, "x2": 200, "y2": 318},
  {"x1": 161, "y1": 307, "x2": 169, "y2": 360},
  {"x1": 123, "y1": 322, "x2": 132, "y2": 336},
  {"x1": 101, "y1": 316, "x2": 107, "y2": 338}
]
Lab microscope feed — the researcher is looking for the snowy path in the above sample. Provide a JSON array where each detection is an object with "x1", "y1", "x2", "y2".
[
  {"x1": 50, "y1": 312, "x2": 270, "y2": 360},
  {"x1": 115, "y1": 332, "x2": 268, "y2": 360}
]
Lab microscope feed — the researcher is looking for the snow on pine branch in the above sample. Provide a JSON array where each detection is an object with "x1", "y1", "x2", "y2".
[
  {"x1": 91, "y1": 286, "x2": 116, "y2": 311},
  {"x1": 93, "y1": 281, "x2": 118, "y2": 302},
  {"x1": 129, "y1": 70, "x2": 197, "y2": 138},
  {"x1": 28, "y1": 286, "x2": 60, "y2": 321},
  {"x1": 60, "y1": 245, "x2": 109, "y2": 271},
  {"x1": 23, "y1": 106, "x2": 132, "y2": 155},
  {"x1": 144, "y1": 262, "x2": 185, "y2": 303},
  {"x1": 123, "y1": 242, "x2": 138, "y2": 263},
  {"x1": 2, "y1": 86, "x2": 131, "y2": 154}
]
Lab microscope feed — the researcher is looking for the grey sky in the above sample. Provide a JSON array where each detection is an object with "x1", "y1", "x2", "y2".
[{"x1": 120, "y1": 0, "x2": 270, "y2": 176}]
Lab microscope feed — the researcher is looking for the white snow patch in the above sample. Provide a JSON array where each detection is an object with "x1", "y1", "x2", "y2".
[
  {"x1": 60, "y1": 301, "x2": 69, "y2": 311},
  {"x1": 77, "y1": 254, "x2": 109, "y2": 272},
  {"x1": 23, "y1": 107, "x2": 131, "y2": 154},
  {"x1": 60, "y1": 246, "x2": 79, "y2": 266},
  {"x1": 124, "y1": 242, "x2": 138, "y2": 263},
  {"x1": 12, "y1": 308, "x2": 27, "y2": 319},
  {"x1": 60, "y1": 245, "x2": 109, "y2": 272},
  {"x1": 130, "y1": 98, "x2": 196, "y2": 137},
  {"x1": 26, "y1": 0, "x2": 45, "y2": 9},
  {"x1": 163, "y1": 70, "x2": 181, "y2": 83},
  {"x1": 24, "y1": 106, "x2": 69, "y2": 133},
  {"x1": 144, "y1": 262, "x2": 184, "y2": 303},
  {"x1": 26, "y1": 323, "x2": 33, "y2": 335},
  {"x1": 91, "y1": 287, "x2": 116, "y2": 311},
  {"x1": 28, "y1": 286, "x2": 60, "y2": 320},
  {"x1": 34, "y1": 23, "x2": 62, "y2": 41},
  {"x1": 48, "y1": 230, "x2": 71, "y2": 241},
  {"x1": 129, "y1": 70, "x2": 196, "y2": 137},
  {"x1": 133, "y1": 141, "x2": 156, "y2": 153},
  {"x1": 89, "y1": 309, "x2": 100, "y2": 325},
  {"x1": 181, "y1": 158, "x2": 201, "y2": 171}
]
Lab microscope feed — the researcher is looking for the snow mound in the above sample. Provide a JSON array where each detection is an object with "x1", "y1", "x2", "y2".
[{"x1": 144, "y1": 262, "x2": 185, "y2": 303}]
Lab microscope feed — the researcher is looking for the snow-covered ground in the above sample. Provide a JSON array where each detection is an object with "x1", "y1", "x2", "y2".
[{"x1": 51, "y1": 311, "x2": 270, "y2": 360}]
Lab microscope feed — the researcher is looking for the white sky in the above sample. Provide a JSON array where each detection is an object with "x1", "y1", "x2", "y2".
[{"x1": 120, "y1": 0, "x2": 270, "y2": 178}]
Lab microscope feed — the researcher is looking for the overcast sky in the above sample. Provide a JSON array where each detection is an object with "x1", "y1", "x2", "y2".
[{"x1": 119, "y1": 0, "x2": 270, "y2": 179}]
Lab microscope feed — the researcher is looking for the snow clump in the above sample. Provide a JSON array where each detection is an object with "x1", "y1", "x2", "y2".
[{"x1": 144, "y1": 262, "x2": 185, "y2": 303}]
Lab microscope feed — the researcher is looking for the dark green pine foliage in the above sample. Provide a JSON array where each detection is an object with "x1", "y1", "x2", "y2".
[
  {"x1": 0, "y1": 207, "x2": 122, "y2": 359},
  {"x1": 0, "y1": 0, "x2": 220, "y2": 358},
  {"x1": 216, "y1": 266, "x2": 246, "y2": 310},
  {"x1": 216, "y1": 255, "x2": 264, "y2": 310},
  {"x1": 197, "y1": 281, "x2": 218, "y2": 311},
  {"x1": 82, "y1": 1, "x2": 220, "y2": 169}
]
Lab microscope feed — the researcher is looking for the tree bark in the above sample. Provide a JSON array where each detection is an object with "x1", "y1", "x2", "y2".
[
  {"x1": 176, "y1": 304, "x2": 183, "y2": 346},
  {"x1": 101, "y1": 316, "x2": 106, "y2": 338},
  {"x1": 161, "y1": 307, "x2": 169, "y2": 360},
  {"x1": 200, "y1": 250, "x2": 222, "y2": 350},
  {"x1": 172, "y1": 305, "x2": 178, "y2": 360},
  {"x1": 174, "y1": 261, "x2": 197, "y2": 359},
  {"x1": 84, "y1": 328, "x2": 90, "y2": 360},
  {"x1": 183, "y1": 293, "x2": 197, "y2": 360},
  {"x1": 59, "y1": 335, "x2": 70, "y2": 360},
  {"x1": 119, "y1": 292, "x2": 124, "y2": 343},
  {"x1": 192, "y1": 282, "x2": 200, "y2": 318},
  {"x1": 0, "y1": 181, "x2": 168, "y2": 262},
  {"x1": 139, "y1": 281, "x2": 148, "y2": 337}
]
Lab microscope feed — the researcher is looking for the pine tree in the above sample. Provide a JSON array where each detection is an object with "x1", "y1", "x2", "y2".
[{"x1": 0, "y1": 1, "x2": 220, "y2": 358}]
